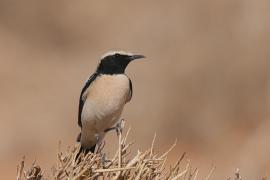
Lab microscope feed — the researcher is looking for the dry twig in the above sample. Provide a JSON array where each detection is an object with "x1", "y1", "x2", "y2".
[{"x1": 16, "y1": 125, "x2": 224, "y2": 180}]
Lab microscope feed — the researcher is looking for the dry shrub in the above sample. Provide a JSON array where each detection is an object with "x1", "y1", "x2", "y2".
[
  {"x1": 16, "y1": 126, "x2": 202, "y2": 180},
  {"x1": 16, "y1": 126, "x2": 251, "y2": 179}
]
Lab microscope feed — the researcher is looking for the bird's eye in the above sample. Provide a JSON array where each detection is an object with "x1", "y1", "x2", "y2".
[{"x1": 115, "y1": 53, "x2": 120, "y2": 57}]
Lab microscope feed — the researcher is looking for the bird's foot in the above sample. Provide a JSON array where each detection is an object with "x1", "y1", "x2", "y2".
[
  {"x1": 101, "y1": 153, "x2": 112, "y2": 167},
  {"x1": 104, "y1": 119, "x2": 125, "y2": 136}
]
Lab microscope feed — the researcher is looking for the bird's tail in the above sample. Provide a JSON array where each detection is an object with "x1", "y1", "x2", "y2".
[{"x1": 75, "y1": 145, "x2": 96, "y2": 161}]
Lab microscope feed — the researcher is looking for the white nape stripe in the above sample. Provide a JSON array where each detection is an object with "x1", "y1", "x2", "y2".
[{"x1": 101, "y1": 50, "x2": 134, "y2": 59}]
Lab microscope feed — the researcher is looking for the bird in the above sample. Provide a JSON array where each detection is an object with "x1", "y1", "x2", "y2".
[{"x1": 76, "y1": 51, "x2": 144, "y2": 159}]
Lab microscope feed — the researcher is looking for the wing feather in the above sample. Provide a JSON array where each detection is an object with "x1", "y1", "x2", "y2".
[
  {"x1": 128, "y1": 78, "x2": 133, "y2": 102},
  {"x1": 78, "y1": 73, "x2": 98, "y2": 127}
]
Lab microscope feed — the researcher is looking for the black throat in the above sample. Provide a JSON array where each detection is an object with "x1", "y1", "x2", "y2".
[{"x1": 96, "y1": 63, "x2": 126, "y2": 74}]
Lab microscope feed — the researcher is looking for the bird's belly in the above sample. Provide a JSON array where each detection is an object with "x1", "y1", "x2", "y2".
[
  {"x1": 81, "y1": 74, "x2": 130, "y2": 132},
  {"x1": 80, "y1": 107, "x2": 122, "y2": 148},
  {"x1": 82, "y1": 100, "x2": 124, "y2": 131}
]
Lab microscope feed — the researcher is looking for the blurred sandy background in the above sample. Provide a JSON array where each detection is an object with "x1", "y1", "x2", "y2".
[{"x1": 0, "y1": 0, "x2": 270, "y2": 179}]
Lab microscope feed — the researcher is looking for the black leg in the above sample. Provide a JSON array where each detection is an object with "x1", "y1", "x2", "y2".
[{"x1": 104, "y1": 120, "x2": 123, "y2": 136}]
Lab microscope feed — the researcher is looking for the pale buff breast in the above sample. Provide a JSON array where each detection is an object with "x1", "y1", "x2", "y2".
[{"x1": 81, "y1": 74, "x2": 131, "y2": 132}]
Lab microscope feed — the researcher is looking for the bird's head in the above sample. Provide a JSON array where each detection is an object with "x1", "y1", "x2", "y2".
[{"x1": 96, "y1": 51, "x2": 145, "y2": 74}]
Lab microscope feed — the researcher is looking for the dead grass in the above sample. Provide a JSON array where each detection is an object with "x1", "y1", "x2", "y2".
[
  {"x1": 16, "y1": 126, "x2": 201, "y2": 180},
  {"x1": 16, "y1": 124, "x2": 245, "y2": 180}
]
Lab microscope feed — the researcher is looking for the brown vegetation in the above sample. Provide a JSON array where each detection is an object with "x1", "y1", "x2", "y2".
[
  {"x1": 16, "y1": 128, "x2": 200, "y2": 180},
  {"x1": 16, "y1": 127, "x2": 253, "y2": 180}
]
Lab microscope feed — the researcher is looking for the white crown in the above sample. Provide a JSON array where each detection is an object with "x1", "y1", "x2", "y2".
[{"x1": 101, "y1": 50, "x2": 134, "y2": 59}]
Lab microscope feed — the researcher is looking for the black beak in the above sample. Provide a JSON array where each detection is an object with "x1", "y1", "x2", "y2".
[{"x1": 129, "y1": 54, "x2": 145, "y2": 61}]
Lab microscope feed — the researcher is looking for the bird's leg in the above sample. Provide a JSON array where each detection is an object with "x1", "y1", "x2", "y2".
[
  {"x1": 104, "y1": 119, "x2": 125, "y2": 136},
  {"x1": 101, "y1": 153, "x2": 106, "y2": 167},
  {"x1": 104, "y1": 125, "x2": 121, "y2": 135},
  {"x1": 96, "y1": 140, "x2": 105, "y2": 153}
]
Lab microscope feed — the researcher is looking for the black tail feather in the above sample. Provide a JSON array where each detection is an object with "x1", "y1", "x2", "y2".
[
  {"x1": 76, "y1": 132, "x2": 81, "y2": 142},
  {"x1": 75, "y1": 145, "x2": 96, "y2": 161}
]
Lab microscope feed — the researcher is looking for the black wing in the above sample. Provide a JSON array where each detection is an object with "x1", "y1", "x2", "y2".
[
  {"x1": 78, "y1": 73, "x2": 98, "y2": 127},
  {"x1": 129, "y1": 78, "x2": 133, "y2": 100}
]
